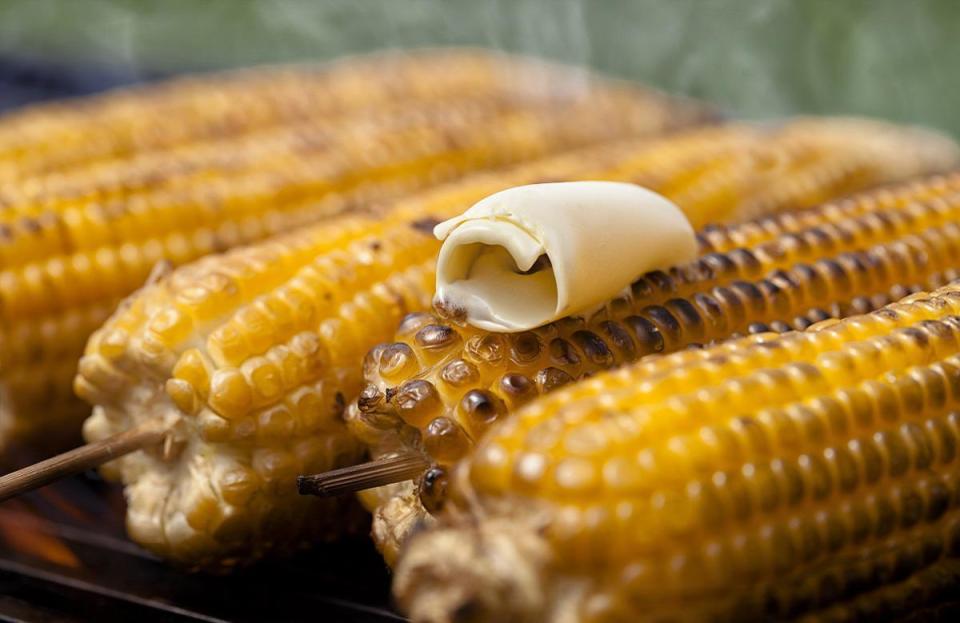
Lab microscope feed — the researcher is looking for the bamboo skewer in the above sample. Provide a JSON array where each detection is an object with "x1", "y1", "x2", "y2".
[
  {"x1": 298, "y1": 453, "x2": 429, "y2": 497},
  {"x1": 0, "y1": 426, "x2": 425, "y2": 503},
  {"x1": 0, "y1": 425, "x2": 166, "y2": 503}
]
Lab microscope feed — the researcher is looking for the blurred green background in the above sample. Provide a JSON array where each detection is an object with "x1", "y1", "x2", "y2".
[{"x1": 0, "y1": 0, "x2": 957, "y2": 136}]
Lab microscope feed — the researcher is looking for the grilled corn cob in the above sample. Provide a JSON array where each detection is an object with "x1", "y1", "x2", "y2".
[
  {"x1": 74, "y1": 120, "x2": 957, "y2": 568},
  {"x1": 396, "y1": 281, "x2": 960, "y2": 622},
  {"x1": 0, "y1": 49, "x2": 627, "y2": 181},
  {"x1": 71, "y1": 136, "x2": 721, "y2": 568},
  {"x1": 351, "y1": 169, "x2": 960, "y2": 565},
  {"x1": 1, "y1": 58, "x2": 706, "y2": 453}
]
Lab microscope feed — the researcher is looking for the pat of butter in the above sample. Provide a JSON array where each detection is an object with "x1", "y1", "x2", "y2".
[{"x1": 433, "y1": 181, "x2": 697, "y2": 332}]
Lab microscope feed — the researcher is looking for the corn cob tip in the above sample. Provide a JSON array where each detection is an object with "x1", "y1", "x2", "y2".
[{"x1": 395, "y1": 518, "x2": 550, "y2": 623}]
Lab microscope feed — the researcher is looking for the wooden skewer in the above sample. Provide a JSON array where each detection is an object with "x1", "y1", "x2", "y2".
[
  {"x1": 298, "y1": 453, "x2": 429, "y2": 497},
  {"x1": 0, "y1": 425, "x2": 166, "y2": 503}
]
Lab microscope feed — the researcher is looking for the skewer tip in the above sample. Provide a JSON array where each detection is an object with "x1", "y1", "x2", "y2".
[{"x1": 298, "y1": 453, "x2": 429, "y2": 497}]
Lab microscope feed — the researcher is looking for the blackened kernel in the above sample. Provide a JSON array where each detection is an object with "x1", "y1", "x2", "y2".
[
  {"x1": 702, "y1": 253, "x2": 738, "y2": 279},
  {"x1": 665, "y1": 298, "x2": 704, "y2": 341},
  {"x1": 826, "y1": 301, "x2": 845, "y2": 318},
  {"x1": 748, "y1": 322, "x2": 771, "y2": 334},
  {"x1": 769, "y1": 320, "x2": 791, "y2": 333},
  {"x1": 806, "y1": 308, "x2": 831, "y2": 323},
  {"x1": 549, "y1": 338, "x2": 581, "y2": 366},
  {"x1": 802, "y1": 227, "x2": 835, "y2": 253},
  {"x1": 630, "y1": 278, "x2": 655, "y2": 300},
  {"x1": 781, "y1": 232, "x2": 812, "y2": 258},
  {"x1": 459, "y1": 390, "x2": 506, "y2": 426},
  {"x1": 599, "y1": 320, "x2": 636, "y2": 360},
  {"x1": 768, "y1": 269, "x2": 799, "y2": 291},
  {"x1": 571, "y1": 330, "x2": 614, "y2": 367},
  {"x1": 730, "y1": 281, "x2": 766, "y2": 315},
  {"x1": 693, "y1": 293, "x2": 726, "y2": 333},
  {"x1": 758, "y1": 279, "x2": 790, "y2": 316},
  {"x1": 642, "y1": 306, "x2": 682, "y2": 343},
  {"x1": 900, "y1": 326, "x2": 931, "y2": 350},
  {"x1": 644, "y1": 270, "x2": 676, "y2": 295},
  {"x1": 554, "y1": 315, "x2": 586, "y2": 334},
  {"x1": 728, "y1": 248, "x2": 762, "y2": 276},
  {"x1": 415, "y1": 324, "x2": 460, "y2": 350},
  {"x1": 535, "y1": 367, "x2": 574, "y2": 393},
  {"x1": 692, "y1": 257, "x2": 718, "y2": 280},
  {"x1": 712, "y1": 286, "x2": 747, "y2": 326},
  {"x1": 791, "y1": 316, "x2": 813, "y2": 330},
  {"x1": 624, "y1": 315, "x2": 664, "y2": 354},
  {"x1": 817, "y1": 259, "x2": 853, "y2": 295},
  {"x1": 793, "y1": 263, "x2": 828, "y2": 301},
  {"x1": 499, "y1": 374, "x2": 536, "y2": 405},
  {"x1": 419, "y1": 466, "x2": 449, "y2": 514},
  {"x1": 511, "y1": 332, "x2": 542, "y2": 363}
]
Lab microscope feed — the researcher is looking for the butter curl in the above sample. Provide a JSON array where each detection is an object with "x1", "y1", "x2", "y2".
[{"x1": 433, "y1": 181, "x2": 697, "y2": 331}]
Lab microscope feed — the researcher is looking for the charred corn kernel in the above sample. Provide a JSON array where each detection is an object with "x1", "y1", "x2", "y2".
[
  {"x1": 77, "y1": 118, "x2": 956, "y2": 568},
  {"x1": 350, "y1": 172, "x2": 960, "y2": 562},
  {"x1": 395, "y1": 282, "x2": 960, "y2": 622},
  {"x1": 4, "y1": 55, "x2": 704, "y2": 453}
]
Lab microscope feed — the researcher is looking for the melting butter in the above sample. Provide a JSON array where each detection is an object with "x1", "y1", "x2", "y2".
[{"x1": 433, "y1": 181, "x2": 697, "y2": 332}]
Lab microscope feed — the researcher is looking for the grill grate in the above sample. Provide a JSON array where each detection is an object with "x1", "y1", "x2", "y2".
[{"x1": 0, "y1": 477, "x2": 399, "y2": 622}]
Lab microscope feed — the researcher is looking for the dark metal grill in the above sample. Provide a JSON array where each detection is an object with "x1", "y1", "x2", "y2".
[{"x1": 0, "y1": 478, "x2": 398, "y2": 622}]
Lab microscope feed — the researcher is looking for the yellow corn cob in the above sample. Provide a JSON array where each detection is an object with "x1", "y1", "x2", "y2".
[
  {"x1": 1, "y1": 60, "x2": 705, "y2": 453},
  {"x1": 350, "y1": 172, "x2": 960, "y2": 565},
  {"x1": 74, "y1": 120, "x2": 958, "y2": 568},
  {"x1": 395, "y1": 281, "x2": 960, "y2": 622},
  {"x1": 0, "y1": 49, "x2": 628, "y2": 181}
]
